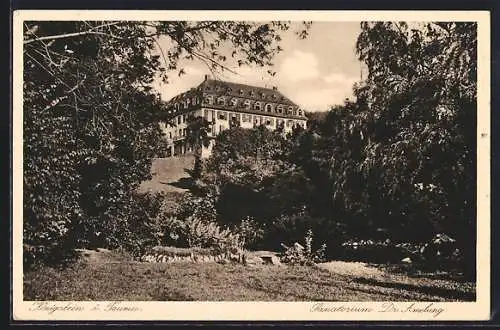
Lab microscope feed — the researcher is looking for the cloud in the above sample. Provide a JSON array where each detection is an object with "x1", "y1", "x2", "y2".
[
  {"x1": 280, "y1": 50, "x2": 320, "y2": 82},
  {"x1": 152, "y1": 64, "x2": 207, "y2": 101},
  {"x1": 292, "y1": 87, "x2": 354, "y2": 111},
  {"x1": 183, "y1": 65, "x2": 205, "y2": 76}
]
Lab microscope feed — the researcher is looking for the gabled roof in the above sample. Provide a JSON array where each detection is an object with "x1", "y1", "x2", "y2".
[{"x1": 197, "y1": 78, "x2": 298, "y2": 107}]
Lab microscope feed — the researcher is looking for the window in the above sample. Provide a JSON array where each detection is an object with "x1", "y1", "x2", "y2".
[
  {"x1": 293, "y1": 109, "x2": 297, "y2": 116},
  {"x1": 244, "y1": 100, "x2": 251, "y2": 109},
  {"x1": 277, "y1": 105, "x2": 284, "y2": 114},
  {"x1": 177, "y1": 116, "x2": 181, "y2": 125},
  {"x1": 204, "y1": 95, "x2": 213, "y2": 105},
  {"x1": 239, "y1": 89, "x2": 244, "y2": 95},
  {"x1": 183, "y1": 128, "x2": 187, "y2": 136},
  {"x1": 217, "y1": 96, "x2": 225, "y2": 106},
  {"x1": 254, "y1": 102, "x2": 262, "y2": 111},
  {"x1": 298, "y1": 109, "x2": 303, "y2": 116},
  {"x1": 182, "y1": 114, "x2": 187, "y2": 123},
  {"x1": 288, "y1": 106, "x2": 294, "y2": 114},
  {"x1": 242, "y1": 114, "x2": 249, "y2": 122},
  {"x1": 265, "y1": 104, "x2": 273, "y2": 112},
  {"x1": 204, "y1": 109, "x2": 214, "y2": 122},
  {"x1": 168, "y1": 132, "x2": 172, "y2": 139},
  {"x1": 287, "y1": 120, "x2": 294, "y2": 127},
  {"x1": 250, "y1": 90, "x2": 255, "y2": 97},
  {"x1": 254, "y1": 116, "x2": 262, "y2": 125},
  {"x1": 265, "y1": 117, "x2": 274, "y2": 126},
  {"x1": 218, "y1": 111, "x2": 228, "y2": 120},
  {"x1": 230, "y1": 113, "x2": 240, "y2": 127},
  {"x1": 230, "y1": 98, "x2": 238, "y2": 107},
  {"x1": 178, "y1": 129, "x2": 182, "y2": 136},
  {"x1": 260, "y1": 92, "x2": 266, "y2": 98}
]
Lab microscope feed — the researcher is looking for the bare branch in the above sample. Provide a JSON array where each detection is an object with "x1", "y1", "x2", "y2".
[{"x1": 24, "y1": 22, "x2": 123, "y2": 45}]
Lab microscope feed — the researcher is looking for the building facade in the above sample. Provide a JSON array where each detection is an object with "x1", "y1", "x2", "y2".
[{"x1": 160, "y1": 75, "x2": 307, "y2": 158}]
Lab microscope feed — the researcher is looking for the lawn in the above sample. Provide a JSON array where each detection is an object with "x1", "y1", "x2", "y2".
[{"x1": 23, "y1": 250, "x2": 475, "y2": 302}]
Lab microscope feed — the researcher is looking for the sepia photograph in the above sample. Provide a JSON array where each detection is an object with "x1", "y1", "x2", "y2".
[{"x1": 12, "y1": 10, "x2": 490, "y2": 321}]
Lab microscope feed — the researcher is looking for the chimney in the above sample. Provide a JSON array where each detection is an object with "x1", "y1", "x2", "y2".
[
  {"x1": 204, "y1": 74, "x2": 208, "y2": 81},
  {"x1": 272, "y1": 86, "x2": 278, "y2": 91}
]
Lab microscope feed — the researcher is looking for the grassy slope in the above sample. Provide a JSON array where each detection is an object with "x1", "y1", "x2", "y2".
[
  {"x1": 138, "y1": 155, "x2": 195, "y2": 213},
  {"x1": 139, "y1": 155, "x2": 195, "y2": 194},
  {"x1": 24, "y1": 250, "x2": 475, "y2": 302}
]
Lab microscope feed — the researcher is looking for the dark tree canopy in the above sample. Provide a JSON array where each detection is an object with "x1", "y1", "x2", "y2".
[{"x1": 23, "y1": 20, "x2": 311, "y2": 265}]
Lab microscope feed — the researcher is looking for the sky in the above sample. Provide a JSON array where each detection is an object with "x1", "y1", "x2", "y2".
[{"x1": 151, "y1": 22, "x2": 364, "y2": 112}]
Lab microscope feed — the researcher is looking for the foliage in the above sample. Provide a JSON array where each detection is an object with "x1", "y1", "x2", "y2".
[
  {"x1": 23, "y1": 20, "x2": 308, "y2": 266},
  {"x1": 160, "y1": 215, "x2": 242, "y2": 252},
  {"x1": 341, "y1": 233, "x2": 463, "y2": 269},
  {"x1": 185, "y1": 115, "x2": 212, "y2": 179},
  {"x1": 233, "y1": 216, "x2": 265, "y2": 249},
  {"x1": 295, "y1": 22, "x2": 477, "y2": 273},
  {"x1": 279, "y1": 229, "x2": 327, "y2": 266},
  {"x1": 175, "y1": 193, "x2": 218, "y2": 223}
]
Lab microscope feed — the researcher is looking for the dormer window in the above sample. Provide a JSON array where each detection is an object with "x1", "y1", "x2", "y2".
[
  {"x1": 217, "y1": 96, "x2": 225, "y2": 106},
  {"x1": 260, "y1": 92, "x2": 266, "y2": 98},
  {"x1": 254, "y1": 101, "x2": 262, "y2": 111},
  {"x1": 265, "y1": 104, "x2": 273, "y2": 112},
  {"x1": 273, "y1": 94, "x2": 278, "y2": 100},
  {"x1": 204, "y1": 95, "x2": 214, "y2": 105},
  {"x1": 277, "y1": 105, "x2": 284, "y2": 114},
  {"x1": 230, "y1": 98, "x2": 238, "y2": 107},
  {"x1": 250, "y1": 91, "x2": 255, "y2": 97},
  {"x1": 239, "y1": 89, "x2": 244, "y2": 95},
  {"x1": 243, "y1": 100, "x2": 251, "y2": 109},
  {"x1": 298, "y1": 109, "x2": 303, "y2": 116},
  {"x1": 288, "y1": 106, "x2": 294, "y2": 114}
]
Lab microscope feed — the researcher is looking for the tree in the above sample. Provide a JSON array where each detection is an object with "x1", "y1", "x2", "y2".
[
  {"x1": 23, "y1": 20, "x2": 311, "y2": 265},
  {"x1": 309, "y1": 22, "x2": 477, "y2": 271},
  {"x1": 185, "y1": 114, "x2": 212, "y2": 179}
]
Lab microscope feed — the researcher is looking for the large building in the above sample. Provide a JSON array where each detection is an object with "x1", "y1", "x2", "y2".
[{"x1": 160, "y1": 75, "x2": 307, "y2": 158}]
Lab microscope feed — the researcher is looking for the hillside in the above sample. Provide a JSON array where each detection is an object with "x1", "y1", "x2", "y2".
[
  {"x1": 138, "y1": 155, "x2": 195, "y2": 213},
  {"x1": 139, "y1": 155, "x2": 195, "y2": 194}
]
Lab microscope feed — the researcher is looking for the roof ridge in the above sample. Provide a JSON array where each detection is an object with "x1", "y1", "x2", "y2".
[{"x1": 198, "y1": 77, "x2": 297, "y2": 106}]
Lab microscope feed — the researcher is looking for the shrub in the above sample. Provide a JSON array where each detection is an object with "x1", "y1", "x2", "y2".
[
  {"x1": 279, "y1": 229, "x2": 327, "y2": 266},
  {"x1": 161, "y1": 215, "x2": 242, "y2": 252},
  {"x1": 233, "y1": 216, "x2": 265, "y2": 249},
  {"x1": 340, "y1": 233, "x2": 463, "y2": 268},
  {"x1": 175, "y1": 193, "x2": 218, "y2": 223}
]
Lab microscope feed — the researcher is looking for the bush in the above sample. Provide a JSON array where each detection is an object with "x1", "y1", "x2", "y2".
[
  {"x1": 279, "y1": 229, "x2": 327, "y2": 266},
  {"x1": 161, "y1": 215, "x2": 242, "y2": 252},
  {"x1": 340, "y1": 233, "x2": 464, "y2": 268},
  {"x1": 233, "y1": 216, "x2": 265, "y2": 249},
  {"x1": 175, "y1": 193, "x2": 218, "y2": 223}
]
